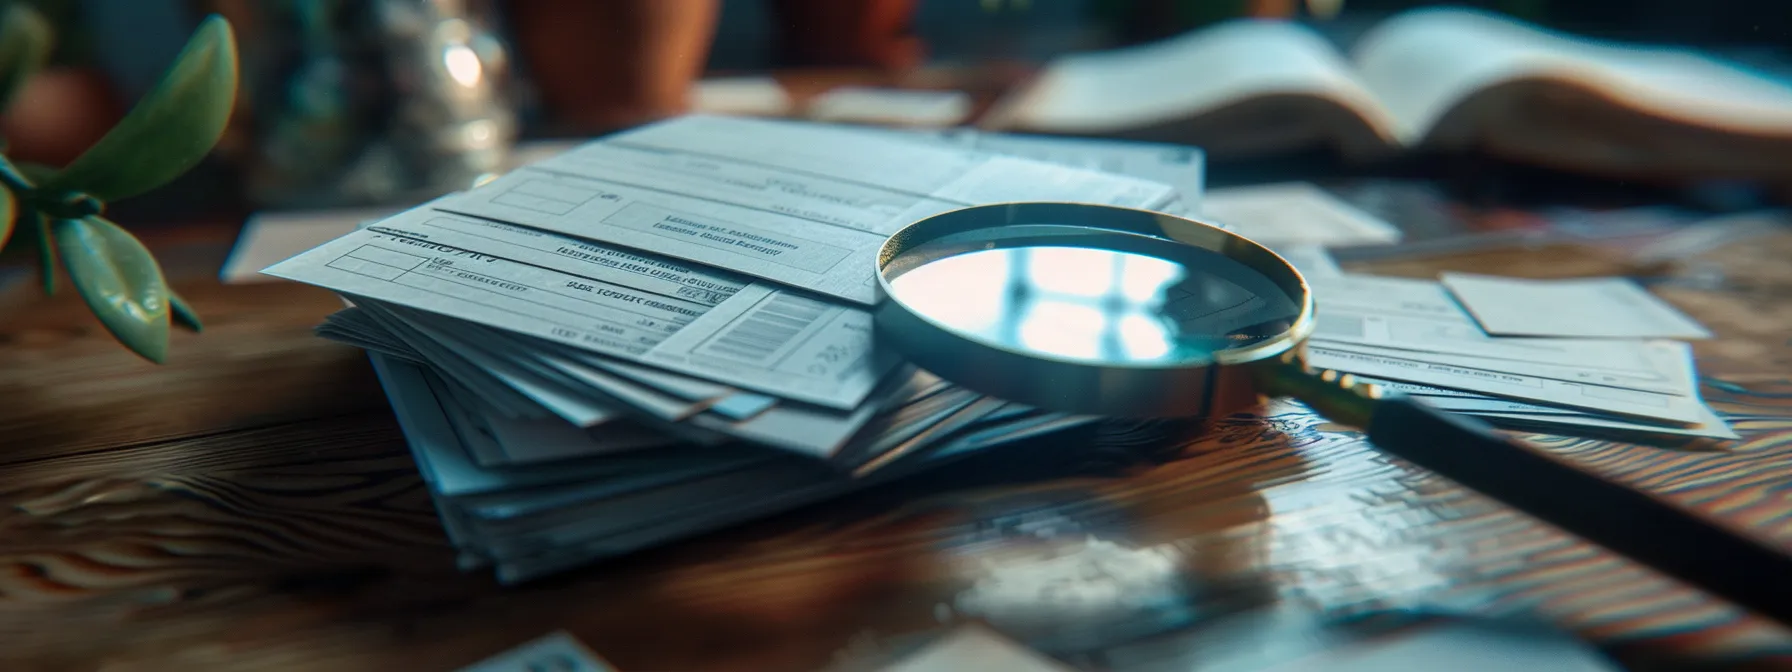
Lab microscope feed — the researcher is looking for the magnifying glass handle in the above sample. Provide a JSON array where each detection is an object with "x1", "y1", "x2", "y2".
[
  {"x1": 1368, "y1": 395, "x2": 1792, "y2": 628},
  {"x1": 1254, "y1": 355, "x2": 1792, "y2": 627}
]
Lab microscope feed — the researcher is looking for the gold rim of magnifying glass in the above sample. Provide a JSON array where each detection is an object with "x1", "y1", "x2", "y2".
[{"x1": 874, "y1": 201, "x2": 1320, "y2": 418}]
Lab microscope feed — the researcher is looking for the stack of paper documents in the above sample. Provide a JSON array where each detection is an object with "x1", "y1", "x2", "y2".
[
  {"x1": 1294, "y1": 256, "x2": 1735, "y2": 442},
  {"x1": 262, "y1": 115, "x2": 1207, "y2": 583}
]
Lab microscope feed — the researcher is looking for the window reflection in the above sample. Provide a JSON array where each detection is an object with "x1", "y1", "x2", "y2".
[
  {"x1": 887, "y1": 245, "x2": 1235, "y2": 365},
  {"x1": 1007, "y1": 246, "x2": 1185, "y2": 364},
  {"x1": 1018, "y1": 300, "x2": 1108, "y2": 360}
]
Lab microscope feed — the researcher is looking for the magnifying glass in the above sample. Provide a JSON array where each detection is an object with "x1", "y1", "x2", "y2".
[{"x1": 874, "y1": 201, "x2": 1792, "y2": 628}]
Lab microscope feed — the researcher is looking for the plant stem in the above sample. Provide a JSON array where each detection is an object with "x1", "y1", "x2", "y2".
[
  {"x1": 0, "y1": 152, "x2": 33, "y2": 195},
  {"x1": 0, "y1": 153, "x2": 102, "y2": 219}
]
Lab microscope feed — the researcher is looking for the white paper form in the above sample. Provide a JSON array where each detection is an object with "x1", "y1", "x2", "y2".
[
  {"x1": 429, "y1": 114, "x2": 1181, "y2": 304},
  {"x1": 1308, "y1": 274, "x2": 1670, "y2": 374},
  {"x1": 263, "y1": 208, "x2": 897, "y2": 409}
]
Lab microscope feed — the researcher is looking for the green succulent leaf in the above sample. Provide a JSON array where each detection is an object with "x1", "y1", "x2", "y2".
[
  {"x1": 37, "y1": 15, "x2": 238, "y2": 202},
  {"x1": 0, "y1": 1, "x2": 52, "y2": 112},
  {"x1": 0, "y1": 180, "x2": 14, "y2": 251},
  {"x1": 54, "y1": 216, "x2": 172, "y2": 362},
  {"x1": 170, "y1": 289, "x2": 202, "y2": 332}
]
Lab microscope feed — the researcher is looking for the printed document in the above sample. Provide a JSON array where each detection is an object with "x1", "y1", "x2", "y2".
[
  {"x1": 429, "y1": 114, "x2": 1181, "y2": 304},
  {"x1": 263, "y1": 207, "x2": 896, "y2": 410}
]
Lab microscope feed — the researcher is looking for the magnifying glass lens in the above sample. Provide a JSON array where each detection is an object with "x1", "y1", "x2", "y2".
[{"x1": 884, "y1": 227, "x2": 1304, "y2": 367}]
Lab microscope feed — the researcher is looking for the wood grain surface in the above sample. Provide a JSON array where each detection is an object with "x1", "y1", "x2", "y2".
[{"x1": 1, "y1": 222, "x2": 1789, "y2": 671}]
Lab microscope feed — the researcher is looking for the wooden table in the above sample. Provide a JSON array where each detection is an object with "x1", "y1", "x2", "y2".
[{"x1": 2, "y1": 217, "x2": 1790, "y2": 671}]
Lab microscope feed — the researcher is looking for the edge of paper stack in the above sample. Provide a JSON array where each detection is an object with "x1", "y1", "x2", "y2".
[{"x1": 262, "y1": 115, "x2": 1209, "y2": 583}]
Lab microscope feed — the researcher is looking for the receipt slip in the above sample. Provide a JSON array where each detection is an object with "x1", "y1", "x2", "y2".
[
  {"x1": 262, "y1": 207, "x2": 897, "y2": 410},
  {"x1": 430, "y1": 114, "x2": 1181, "y2": 304},
  {"x1": 1440, "y1": 272, "x2": 1713, "y2": 340}
]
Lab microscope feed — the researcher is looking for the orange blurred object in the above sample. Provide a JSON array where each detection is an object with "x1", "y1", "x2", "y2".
[
  {"x1": 506, "y1": 0, "x2": 721, "y2": 131},
  {"x1": 506, "y1": 0, "x2": 924, "y2": 132},
  {"x1": 768, "y1": 0, "x2": 923, "y2": 70},
  {"x1": 0, "y1": 67, "x2": 124, "y2": 168}
]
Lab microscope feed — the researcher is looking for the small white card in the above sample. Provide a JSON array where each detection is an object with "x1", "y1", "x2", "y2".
[
  {"x1": 456, "y1": 631, "x2": 614, "y2": 672},
  {"x1": 879, "y1": 626, "x2": 1072, "y2": 672},
  {"x1": 689, "y1": 76, "x2": 794, "y2": 117},
  {"x1": 1270, "y1": 244, "x2": 1343, "y2": 279},
  {"x1": 221, "y1": 207, "x2": 390, "y2": 284},
  {"x1": 1440, "y1": 272, "x2": 1712, "y2": 339},
  {"x1": 1200, "y1": 182, "x2": 1402, "y2": 248},
  {"x1": 807, "y1": 87, "x2": 972, "y2": 127}
]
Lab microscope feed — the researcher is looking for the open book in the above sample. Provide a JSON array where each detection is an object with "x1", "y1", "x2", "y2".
[{"x1": 980, "y1": 7, "x2": 1792, "y2": 181}]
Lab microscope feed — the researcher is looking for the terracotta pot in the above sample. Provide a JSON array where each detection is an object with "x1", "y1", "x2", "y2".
[
  {"x1": 767, "y1": 0, "x2": 922, "y2": 70},
  {"x1": 0, "y1": 67, "x2": 125, "y2": 168},
  {"x1": 504, "y1": 0, "x2": 720, "y2": 132}
]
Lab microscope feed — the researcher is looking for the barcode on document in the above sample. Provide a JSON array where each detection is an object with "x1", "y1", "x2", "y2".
[{"x1": 700, "y1": 293, "x2": 830, "y2": 363}]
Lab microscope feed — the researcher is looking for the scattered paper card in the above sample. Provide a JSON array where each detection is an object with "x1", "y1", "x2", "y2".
[
  {"x1": 1200, "y1": 182, "x2": 1403, "y2": 248},
  {"x1": 1440, "y1": 272, "x2": 1712, "y2": 339},
  {"x1": 456, "y1": 631, "x2": 614, "y2": 672},
  {"x1": 1259, "y1": 619, "x2": 1620, "y2": 672},
  {"x1": 876, "y1": 625, "x2": 1073, "y2": 672},
  {"x1": 1272, "y1": 244, "x2": 1343, "y2": 279},
  {"x1": 689, "y1": 76, "x2": 793, "y2": 117},
  {"x1": 807, "y1": 87, "x2": 973, "y2": 127},
  {"x1": 222, "y1": 207, "x2": 392, "y2": 284},
  {"x1": 898, "y1": 129, "x2": 1207, "y2": 215},
  {"x1": 222, "y1": 140, "x2": 580, "y2": 285}
]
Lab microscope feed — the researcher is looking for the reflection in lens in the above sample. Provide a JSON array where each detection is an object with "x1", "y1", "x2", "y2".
[
  {"x1": 1025, "y1": 247, "x2": 1118, "y2": 298},
  {"x1": 1018, "y1": 301, "x2": 1107, "y2": 360},
  {"x1": 1117, "y1": 314, "x2": 1173, "y2": 360},
  {"x1": 885, "y1": 242, "x2": 1301, "y2": 367}
]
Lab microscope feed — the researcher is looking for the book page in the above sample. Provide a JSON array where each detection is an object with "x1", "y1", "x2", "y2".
[
  {"x1": 1351, "y1": 8, "x2": 1792, "y2": 146},
  {"x1": 984, "y1": 19, "x2": 1398, "y2": 143}
]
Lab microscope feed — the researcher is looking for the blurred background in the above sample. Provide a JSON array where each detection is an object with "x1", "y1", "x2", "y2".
[{"x1": 3, "y1": 0, "x2": 1790, "y2": 226}]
